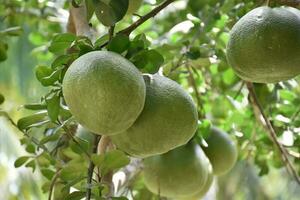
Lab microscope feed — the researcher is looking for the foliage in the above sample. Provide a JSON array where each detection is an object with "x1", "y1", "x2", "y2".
[{"x1": 0, "y1": 0, "x2": 300, "y2": 199}]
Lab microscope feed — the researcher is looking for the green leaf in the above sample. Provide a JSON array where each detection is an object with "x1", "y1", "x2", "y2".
[
  {"x1": 131, "y1": 50, "x2": 164, "y2": 73},
  {"x1": 49, "y1": 33, "x2": 77, "y2": 54},
  {"x1": 0, "y1": 41, "x2": 8, "y2": 62},
  {"x1": 94, "y1": 34, "x2": 109, "y2": 48},
  {"x1": 46, "y1": 93, "x2": 60, "y2": 122},
  {"x1": 74, "y1": 37, "x2": 94, "y2": 55},
  {"x1": 40, "y1": 131, "x2": 61, "y2": 145},
  {"x1": 17, "y1": 111, "x2": 49, "y2": 130},
  {"x1": 51, "y1": 53, "x2": 78, "y2": 69},
  {"x1": 86, "y1": 0, "x2": 95, "y2": 21},
  {"x1": 186, "y1": 47, "x2": 201, "y2": 60},
  {"x1": 14, "y1": 156, "x2": 30, "y2": 168},
  {"x1": 0, "y1": 93, "x2": 4, "y2": 105},
  {"x1": 25, "y1": 160, "x2": 36, "y2": 172},
  {"x1": 72, "y1": 0, "x2": 83, "y2": 7},
  {"x1": 0, "y1": 26, "x2": 23, "y2": 36},
  {"x1": 107, "y1": 34, "x2": 130, "y2": 53},
  {"x1": 25, "y1": 144, "x2": 36, "y2": 154},
  {"x1": 60, "y1": 160, "x2": 87, "y2": 181},
  {"x1": 94, "y1": 0, "x2": 129, "y2": 26},
  {"x1": 40, "y1": 168, "x2": 55, "y2": 180},
  {"x1": 23, "y1": 103, "x2": 47, "y2": 110},
  {"x1": 91, "y1": 150, "x2": 130, "y2": 175},
  {"x1": 42, "y1": 182, "x2": 51, "y2": 193},
  {"x1": 279, "y1": 90, "x2": 296, "y2": 102},
  {"x1": 197, "y1": 119, "x2": 212, "y2": 139},
  {"x1": 112, "y1": 197, "x2": 129, "y2": 200},
  {"x1": 65, "y1": 191, "x2": 86, "y2": 200},
  {"x1": 35, "y1": 65, "x2": 61, "y2": 86}
]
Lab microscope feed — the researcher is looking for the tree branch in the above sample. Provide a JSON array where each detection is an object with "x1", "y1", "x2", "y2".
[
  {"x1": 119, "y1": 0, "x2": 175, "y2": 36},
  {"x1": 48, "y1": 169, "x2": 62, "y2": 200},
  {"x1": 86, "y1": 135, "x2": 101, "y2": 200},
  {"x1": 97, "y1": 136, "x2": 115, "y2": 197},
  {"x1": 68, "y1": 2, "x2": 93, "y2": 37},
  {"x1": 246, "y1": 82, "x2": 300, "y2": 185}
]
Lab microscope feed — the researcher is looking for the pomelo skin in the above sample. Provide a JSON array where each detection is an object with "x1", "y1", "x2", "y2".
[
  {"x1": 143, "y1": 143, "x2": 209, "y2": 198},
  {"x1": 111, "y1": 74, "x2": 198, "y2": 158},
  {"x1": 62, "y1": 51, "x2": 146, "y2": 135},
  {"x1": 203, "y1": 127, "x2": 237, "y2": 175},
  {"x1": 226, "y1": 6, "x2": 300, "y2": 83},
  {"x1": 177, "y1": 157, "x2": 214, "y2": 200}
]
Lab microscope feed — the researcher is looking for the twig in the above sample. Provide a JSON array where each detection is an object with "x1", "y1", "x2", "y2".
[
  {"x1": 119, "y1": 0, "x2": 175, "y2": 36},
  {"x1": 99, "y1": 0, "x2": 174, "y2": 49},
  {"x1": 246, "y1": 82, "x2": 300, "y2": 185},
  {"x1": 234, "y1": 81, "x2": 245, "y2": 100},
  {"x1": 97, "y1": 136, "x2": 115, "y2": 197},
  {"x1": 62, "y1": 126, "x2": 91, "y2": 159},
  {"x1": 48, "y1": 168, "x2": 62, "y2": 200},
  {"x1": 0, "y1": 110, "x2": 51, "y2": 154},
  {"x1": 86, "y1": 135, "x2": 101, "y2": 200},
  {"x1": 186, "y1": 64, "x2": 205, "y2": 119},
  {"x1": 108, "y1": 25, "x2": 115, "y2": 41}
]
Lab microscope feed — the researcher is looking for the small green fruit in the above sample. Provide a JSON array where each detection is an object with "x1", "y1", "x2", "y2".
[
  {"x1": 63, "y1": 51, "x2": 146, "y2": 135},
  {"x1": 111, "y1": 74, "x2": 198, "y2": 158},
  {"x1": 203, "y1": 127, "x2": 237, "y2": 175},
  {"x1": 143, "y1": 143, "x2": 210, "y2": 198}
]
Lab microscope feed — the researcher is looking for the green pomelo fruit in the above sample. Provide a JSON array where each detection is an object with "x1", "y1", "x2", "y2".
[
  {"x1": 143, "y1": 142, "x2": 209, "y2": 198},
  {"x1": 178, "y1": 168, "x2": 213, "y2": 200},
  {"x1": 177, "y1": 148, "x2": 214, "y2": 200},
  {"x1": 62, "y1": 51, "x2": 146, "y2": 135},
  {"x1": 111, "y1": 74, "x2": 198, "y2": 158},
  {"x1": 226, "y1": 6, "x2": 300, "y2": 83},
  {"x1": 203, "y1": 127, "x2": 237, "y2": 175},
  {"x1": 127, "y1": 0, "x2": 143, "y2": 14}
]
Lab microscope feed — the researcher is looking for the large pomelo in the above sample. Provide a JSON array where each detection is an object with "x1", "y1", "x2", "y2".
[
  {"x1": 203, "y1": 127, "x2": 237, "y2": 175},
  {"x1": 111, "y1": 74, "x2": 198, "y2": 158},
  {"x1": 226, "y1": 6, "x2": 300, "y2": 83},
  {"x1": 62, "y1": 51, "x2": 146, "y2": 135},
  {"x1": 143, "y1": 143, "x2": 209, "y2": 198}
]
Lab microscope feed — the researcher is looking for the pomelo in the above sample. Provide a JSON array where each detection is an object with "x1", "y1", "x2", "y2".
[
  {"x1": 177, "y1": 152, "x2": 214, "y2": 200},
  {"x1": 111, "y1": 74, "x2": 198, "y2": 158},
  {"x1": 143, "y1": 142, "x2": 209, "y2": 198},
  {"x1": 62, "y1": 51, "x2": 146, "y2": 135},
  {"x1": 226, "y1": 6, "x2": 300, "y2": 83},
  {"x1": 203, "y1": 127, "x2": 237, "y2": 175}
]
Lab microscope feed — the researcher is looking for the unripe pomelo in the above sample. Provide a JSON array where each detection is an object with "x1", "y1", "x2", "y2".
[
  {"x1": 62, "y1": 51, "x2": 146, "y2": 135},
  {"x1": 203, "y1": 127, "x2": 237, "y2": 175},
  {"x1": 111, "y1": 74, "x2": 198, "y2": 158},
  {"x1": 143, "y1": 143, "x2": 209, "y2": 198},
  {"x1": 226, "y1": 6, "x2": 300, "y2": 83},
  {"x1": 177, "y1": 154, "x2": 213, "y2": 200},
  {"x1": 127, "y1": 0, "x2": 143, "y2": 14}
]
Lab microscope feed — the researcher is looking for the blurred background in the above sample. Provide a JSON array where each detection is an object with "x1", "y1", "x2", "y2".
[{"x1": 1, "y1": 0, "x2": 300, "y2": 199}]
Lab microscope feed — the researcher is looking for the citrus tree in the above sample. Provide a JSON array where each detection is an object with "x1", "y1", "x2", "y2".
[{"x1": 0, "y1": 0, "x2": 300, "y2": 199}]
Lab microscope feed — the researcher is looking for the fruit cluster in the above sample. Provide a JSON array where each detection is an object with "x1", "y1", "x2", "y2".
[{"x1": 63, "y1": 50, "x2": 237, "y2": 199}]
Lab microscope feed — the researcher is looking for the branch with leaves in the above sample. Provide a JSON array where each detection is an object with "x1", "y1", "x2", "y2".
[{"x1": 246, "y1": 82, "x2": 300, "y2": 185}]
